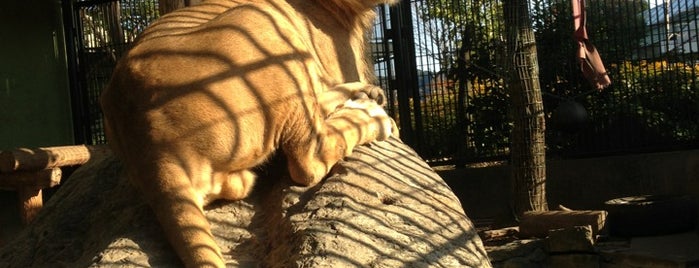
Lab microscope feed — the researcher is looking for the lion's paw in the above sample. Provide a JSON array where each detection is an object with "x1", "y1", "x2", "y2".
[
  {"x1": 350, "y1": 85, "x2": 386, "y2": 106},
  {"x1": 342, "y1": 99, "x2": 394, "y2": 141}
]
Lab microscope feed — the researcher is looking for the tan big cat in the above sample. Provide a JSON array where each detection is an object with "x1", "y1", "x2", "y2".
[{"x1": 99, "y1": 0, "x2": 399, "y2": 267}]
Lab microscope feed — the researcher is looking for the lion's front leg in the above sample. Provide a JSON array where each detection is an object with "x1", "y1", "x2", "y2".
[
  {"x1": 318, "y1": 82, "x2": 387, "y2": 117},
  {"x1": 284, "y1": 98, "x2": 395, "y2": 186}
]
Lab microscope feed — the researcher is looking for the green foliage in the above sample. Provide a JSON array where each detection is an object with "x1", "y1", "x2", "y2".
[
  {"x1": 417, "y1": 79, "x2": 512, "y2": 161},
  {"x1": 419, "y1": 92, "x2": 459, "y2": 160},
  {"x1": 610, "y1": 61, "x2": 698, "y2": 141},
  {"x1": 464, "y1": 82, "x2": 512, "y2": 155}
]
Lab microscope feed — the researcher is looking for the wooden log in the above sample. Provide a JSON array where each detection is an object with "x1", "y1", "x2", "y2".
[
  {"x1": 17, "y1": 188, "x2": 43, "y2": 225},
  {"x1": 0, "y1": 145, "x2": 109, "y2": 173},
  {"x1": 519, "y1": 210, "x2": 607, "y2": 238},
  {"x1": 479, "y1": 226, "x2": 519, "y2": 241},
  {"x1": 0, "y1": 168, "x2": 62, "y2": 190}
]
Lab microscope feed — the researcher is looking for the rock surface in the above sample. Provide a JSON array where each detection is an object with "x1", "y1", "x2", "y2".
[
  {"x1": 0, "y1": 137, "x2": 491, "y2": 267},
  {"x1": 546, "y1": 226, "x2": 594, "y2": 253}
]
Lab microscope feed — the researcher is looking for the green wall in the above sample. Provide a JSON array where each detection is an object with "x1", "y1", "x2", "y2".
[{"x1": 0, "y1": 0, "x2": 74, "y2": 149}]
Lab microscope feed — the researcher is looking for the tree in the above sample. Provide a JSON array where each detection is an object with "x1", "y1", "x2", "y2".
[
  {"x1": 419, "y1": 0, "x2": 547, "y2": 214},
  {"x1": 503, "y1": 0, "x2": 548, "y2": 215}
]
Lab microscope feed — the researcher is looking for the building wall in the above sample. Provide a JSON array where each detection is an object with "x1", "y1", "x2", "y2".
[
  {"x1": 439, "y1": 149, "x2": 699, "y2": 226},
  {"x1": 0, "y1": 0, "x2": 73, "y2": 149}
]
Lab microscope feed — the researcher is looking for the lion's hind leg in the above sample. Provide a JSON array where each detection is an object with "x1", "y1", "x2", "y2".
[
  {"x1": 128, "y1": 159, "x2": 226, "y2": 268},
  {"x1": 284, "y1": 99, "x2": 394, "y2": 186},
  {"x1": 208, "y1": 169, "x2": 257, "y2": 202}
]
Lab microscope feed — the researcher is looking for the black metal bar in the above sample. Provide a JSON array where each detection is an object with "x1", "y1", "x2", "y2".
[
  {"x1": 62, "y1": 0, "x2": 88, "y2": 144},
  {"x1": 388, "y1": 2, "x2": 422, "y2": 151}
]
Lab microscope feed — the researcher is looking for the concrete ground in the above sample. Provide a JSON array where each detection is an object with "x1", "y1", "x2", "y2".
[
  {"x1": 485, "y1": 229, "x2": 699, "y2": 267},
  {"x1": 598, "y1": 231, "x2": 699, "y2": 267}
]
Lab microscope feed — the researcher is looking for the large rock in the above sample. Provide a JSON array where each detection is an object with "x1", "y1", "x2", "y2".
[{"x1": 0, "y1": 137, "x2": 491, "y2": 267}]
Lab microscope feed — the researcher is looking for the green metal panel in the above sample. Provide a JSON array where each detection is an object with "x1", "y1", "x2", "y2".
[{"x1": 0, "y1": 0, "x2": 73, "y2": 149}]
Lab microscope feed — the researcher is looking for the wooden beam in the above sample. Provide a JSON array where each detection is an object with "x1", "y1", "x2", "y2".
[
  {"x1": 0, "y1": 145, "x2": 109, "y2": 173},
  {"x1": 0, "y1": 168, "x2": 62, "y2": 190},
  {"x1": 519, "y1": 210, "x2": 607, "y2": 238}
]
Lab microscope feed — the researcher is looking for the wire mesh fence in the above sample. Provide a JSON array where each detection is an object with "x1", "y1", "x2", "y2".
[
  {"x1": 374, "y1": 0, "x2": 699, "y2": 164},
  {"x1": 68, "y1": 0, "x2": 699, "y2": 164},
  {"x1": 70, "y1": 0, "x2": 160, "y2": 144},
  {"x1": 533, "y1": 0, "x2": 699, "y2": 159}
]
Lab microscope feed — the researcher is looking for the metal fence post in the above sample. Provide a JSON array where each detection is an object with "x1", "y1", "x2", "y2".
[{"x1": 388, "y1": 2, "x2": 423, "y2": 151}]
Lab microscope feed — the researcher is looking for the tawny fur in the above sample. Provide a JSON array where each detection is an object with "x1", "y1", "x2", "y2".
[{"x1": 100, "y1": 0, "x2": 399, "y2": 267}]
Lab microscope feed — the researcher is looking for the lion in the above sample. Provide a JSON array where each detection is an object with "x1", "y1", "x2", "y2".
[{"x1": 99, "y1": 0, "x2": 399, "y2": 267}]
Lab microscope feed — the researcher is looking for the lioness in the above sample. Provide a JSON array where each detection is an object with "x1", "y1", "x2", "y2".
[{"x1": 100, "y1": 0, "x2": 399, "y2": 267}]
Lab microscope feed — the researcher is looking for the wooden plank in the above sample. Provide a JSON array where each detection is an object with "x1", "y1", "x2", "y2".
[
  {"x1": 0, "y1": 145, "x2": 109, "y2": 173},
  {"x1": 0, "y1": 168, "x2": 62, "y2": 190},
  {"x1": 519, "y1": 210, "x2": 607, "y2": 238}
]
